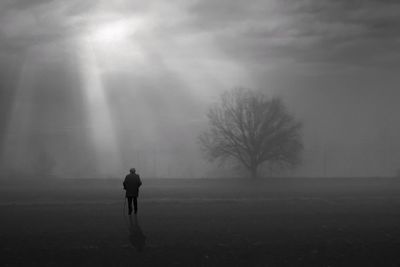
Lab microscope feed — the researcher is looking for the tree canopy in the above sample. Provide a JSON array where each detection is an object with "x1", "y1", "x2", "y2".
[{"x1": 199, "y1": 88, "x2": 303, "y2": 178}]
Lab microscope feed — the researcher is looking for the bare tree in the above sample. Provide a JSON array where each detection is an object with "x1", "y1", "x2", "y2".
[{"x1": 199, "y1": 88, "x2": 303, "y2": 178}]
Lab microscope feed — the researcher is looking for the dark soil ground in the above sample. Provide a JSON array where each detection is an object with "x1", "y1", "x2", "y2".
[{"x1": 1, "y1": 178, "x2": 400, "y2": 266}]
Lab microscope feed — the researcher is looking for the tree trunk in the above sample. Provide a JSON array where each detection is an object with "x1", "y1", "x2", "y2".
[{"x1": 249, "y1": 165, "x2": 258, "y2": 179}]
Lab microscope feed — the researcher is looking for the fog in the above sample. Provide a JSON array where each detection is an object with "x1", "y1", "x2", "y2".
[{"x1": 1, "y1": 0, "x2": 400, "y2": 178}]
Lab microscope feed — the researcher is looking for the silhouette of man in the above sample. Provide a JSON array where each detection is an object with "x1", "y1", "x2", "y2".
[{"x1": 123, "y1": 168, "x2": 142, "y2": 215}]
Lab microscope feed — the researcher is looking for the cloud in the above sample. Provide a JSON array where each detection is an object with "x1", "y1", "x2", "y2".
[
  {"x1": 1, "y1": 0, "x2": 399, "y2": 68},
  {"x1": 187, "y1": 0, "x2": 400, "y2": 69}
]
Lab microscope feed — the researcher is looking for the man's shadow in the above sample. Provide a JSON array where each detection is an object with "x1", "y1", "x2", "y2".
[{"x1": 127, "y1": 215, "x2": 146, "y2": 252}]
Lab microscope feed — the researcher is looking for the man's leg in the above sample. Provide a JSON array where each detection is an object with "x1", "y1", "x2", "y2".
[
  {"x1": 133, "y1": 197, "x2": 138, "y2": 214},
  {"x1": 127, "y1": 196, "x2": 133, "y2": 215}
]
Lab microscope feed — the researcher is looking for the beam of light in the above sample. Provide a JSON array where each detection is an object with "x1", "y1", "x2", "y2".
[
  {"x1": 76, "y1": 15, "x2": 151, "y2": 177},
  {"x1": 1, "y1": 59, "x2": 38, "y2": 173},
  {"x1": 78, "y1": 40, "x2": 123, "y2": 177}
]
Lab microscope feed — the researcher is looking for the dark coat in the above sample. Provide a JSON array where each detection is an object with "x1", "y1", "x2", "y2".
[{"x1": 123, "y1": 173, "x2": 142, "y2": 197}]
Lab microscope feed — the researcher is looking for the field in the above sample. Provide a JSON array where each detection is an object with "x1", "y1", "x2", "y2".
[{"x1": 1, "y1": 177, "x2": 400, "y2": 266}]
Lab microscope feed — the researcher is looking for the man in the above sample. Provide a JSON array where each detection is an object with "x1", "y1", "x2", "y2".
[{"x1": 123, "y1": 168, "x2": 142, "y2": 215}]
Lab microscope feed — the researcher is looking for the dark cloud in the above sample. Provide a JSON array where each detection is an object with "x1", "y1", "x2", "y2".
[
  {"x1": 2, "y1": 0, "x2": 399, "y2": 69},
  {"x1": 0, "y1": 0, "x2": 51, "y2": 13},
  {"x1": 188, "y1": 0, "x2": 400, "y2": 69}
]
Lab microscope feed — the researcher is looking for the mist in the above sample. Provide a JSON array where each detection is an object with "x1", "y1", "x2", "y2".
[
  {"x1": 1, "y1": 0, "x2": 400, "y2": 178},
  {"x1": 3, "y1": 1, "x2": 400, "y2": 266}
]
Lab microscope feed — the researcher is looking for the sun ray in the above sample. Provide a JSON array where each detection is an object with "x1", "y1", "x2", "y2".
[
  {"x1": 78, "y1": 41, "x2": 122, "y2": 177},
  {"x1": 1, "y1": 59, "x2": 38, "y2": 174}
]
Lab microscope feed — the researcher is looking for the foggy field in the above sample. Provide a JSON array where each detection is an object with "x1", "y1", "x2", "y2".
[
  {"x1": 1, "y1": 178, "x2": 400, "y2": 266},
  {"x1": 2, "y1": 0, "x2": 400, "y2": 266}
]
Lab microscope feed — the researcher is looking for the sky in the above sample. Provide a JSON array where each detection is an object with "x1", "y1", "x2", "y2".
[{"x1": 0, "y1": 0, "x2": 400, "y2": 178}]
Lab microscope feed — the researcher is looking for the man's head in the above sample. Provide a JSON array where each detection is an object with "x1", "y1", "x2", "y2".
[{"x1": 130, "y1": 168, "x2": 136, "y2": 174}]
